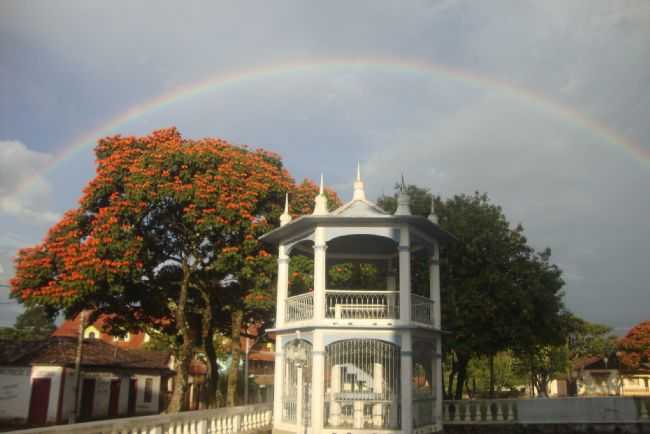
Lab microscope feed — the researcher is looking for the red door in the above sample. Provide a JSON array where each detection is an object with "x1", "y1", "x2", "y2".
[
  {"x1": 28, "y1": 378, "x2": 51, "y2": 426},
  {"x1": 80, "y1": 379, "x2": 95, "y2": 420},
  {"x1": 127, "y1": 379, "x2": 137, "y2": 416},
  {"x1": 108, "y1": 379, "x2": 121, "y2": 417}
]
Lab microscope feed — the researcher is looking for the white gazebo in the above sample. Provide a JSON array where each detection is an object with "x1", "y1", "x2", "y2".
[{"x1": 262, "y1": 167, "x2": 452, "y2": 434}]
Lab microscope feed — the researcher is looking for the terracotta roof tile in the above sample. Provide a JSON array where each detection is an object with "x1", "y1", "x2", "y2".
[{"x1": 0, "y1": 337, "x2": 171, "y2": 371}]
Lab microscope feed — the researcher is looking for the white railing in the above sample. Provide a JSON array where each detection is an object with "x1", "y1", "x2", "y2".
[
  {"x1": 444, "y1": 399, "x2": 517, "y2": 424},
  {"x1": 285, "y1": 292, "x2": 314, "y2": 322},
  {"x1": 325, "y1": 290, "x2": 399, "y2": 320},
  {"x1": 411, "y1": 294, "x2": 434, "y2": 325},
  {"x1": 11, "y1": 403, "x2": 273, "y2": 434},
  {"x1": 413, "y1": 397, "x2": 436, "y2": 428},
  {"x1": 444, "y1": 397, "x2": 650, "y2": 424}
]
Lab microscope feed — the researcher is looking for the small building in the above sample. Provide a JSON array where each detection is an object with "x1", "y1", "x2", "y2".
[
  {"x1": 52, "y1": 313, "x2": 151, "y2": 349},
  {"x1": 0, "y1": 337, "x2": 173, "y2": 426},
  {"x1": 545, "y1": 355, "x2": 650, "y2": 398},
  {"x1": 573, "y1": 355, "x2": 650, "y2": 397},
  {"x1": 261, "y1": 168, "x2": 453, "y2": 434}
]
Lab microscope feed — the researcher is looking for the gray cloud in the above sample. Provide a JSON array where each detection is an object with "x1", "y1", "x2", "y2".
[
  {"x1": 1, "y1": 0, "x2": 649, "y2": 331},
  {"x1": 0, "y1": 141, "x2": 59, "y2": 223}
]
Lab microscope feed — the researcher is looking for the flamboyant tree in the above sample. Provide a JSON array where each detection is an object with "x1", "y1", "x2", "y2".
[
  {"x1": 11, "y1": 128, "x2": 310, "y2": 411},
  {"x1": 618, "y1": 320, "x2": 650, "y2": 371}
]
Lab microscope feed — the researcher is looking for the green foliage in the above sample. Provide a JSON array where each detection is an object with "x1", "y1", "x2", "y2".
[
  {"x1": 328, "y1": 263, "x2": 354, "y2": 289},
  {"x1": 379, "y1": 184, "x2": 567, "y2": 399},
  {"x1": 289, "y1": 255, "x2": 314, "y2": 296},
  {"x1": 566, "y1": 315, "x2": 617, "y2": 361},
  {"x1": 514, "y1": 344, "x2": 569, "y2": 397},
  {"x1": 466, "y1": 352, "x2": 527, "y2": 397},
  {"x1": 377, "y1": 184, "x2": 432, "y2": 216},
  {"x1": 327, "y1": 262, "x2": 385, "y2": 290},
  {"x1": 0, "y1": 305, "x2": 56, "y2": 341}
]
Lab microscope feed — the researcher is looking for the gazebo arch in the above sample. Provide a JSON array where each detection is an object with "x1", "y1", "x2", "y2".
[{"x1": 324, "y1": 338, "x2": 401, "y2": 429}]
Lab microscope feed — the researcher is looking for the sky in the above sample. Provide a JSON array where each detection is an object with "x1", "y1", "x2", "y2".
[{"x1": 0, "y1": 1, "x2": 649, "y2": 333}]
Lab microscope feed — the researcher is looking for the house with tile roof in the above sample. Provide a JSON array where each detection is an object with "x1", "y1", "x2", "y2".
[{"x1": 0, "y1": 336, "x2": 173, "y2": 426}]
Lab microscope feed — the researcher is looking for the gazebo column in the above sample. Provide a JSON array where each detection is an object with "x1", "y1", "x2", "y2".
[
  {"x1": 276, "y1": 244, "x2": 290, "y2": 327},
  {"x1": 429, "y1": 244, "x2": 443, "y2": 430},
  {"x1": 398, "y1": 225, "x2": 411, "y2": 321},
  {"x1": 313, "y1": 227, "x2": 327, "y2": 320},
  {"x1": 273, "y1": 336, "x2": 284, "y2": 426},
  {"x1": 400, "y1": 333, "x2": 413, "y2": 433},
  {"x1": 311, "y1": 332, "x2": 325, "y2": 432}
]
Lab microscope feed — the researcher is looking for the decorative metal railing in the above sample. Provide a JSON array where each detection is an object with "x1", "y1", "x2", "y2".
[
  {"x1": 443, "y1": 399, "x2": 517, "y2": 423},
  {"x1": 325, "y1": 290, "x2": 399, "y2": 320},
  {"x1": 285, "y1": 292, "x2": 314, "y2": 322},
  {"x1": 324, "y1": 339, "x2": 401, "y2": 430},
  {"x1": 411, "y1": 294, "x2": 434, "y2": 325}
]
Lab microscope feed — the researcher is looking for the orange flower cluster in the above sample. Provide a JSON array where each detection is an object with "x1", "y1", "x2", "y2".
[
  {"x1": 618, "y1": 320, "x2": 650, "y2": 370},
  {"x1": 11, "y1": 127, "x2": 312, "y2": 317}
]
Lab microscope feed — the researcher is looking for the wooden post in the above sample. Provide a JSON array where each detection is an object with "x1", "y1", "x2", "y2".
[{"x1": 70, "y1": 310, "x2": 86, "y2": 423}]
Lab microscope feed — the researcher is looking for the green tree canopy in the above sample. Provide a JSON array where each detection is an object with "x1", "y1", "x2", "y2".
[
  {"x1": 378, "y1": 185, "x2": 567, "y2": 399},
  {"x1": 0, "y1": 305, "x2": 56, "y2": 341}
]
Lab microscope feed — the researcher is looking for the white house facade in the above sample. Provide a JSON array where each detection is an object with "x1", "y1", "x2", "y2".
[{"x1": 262, "y1": 167, "x2": 452, "y2": 434}]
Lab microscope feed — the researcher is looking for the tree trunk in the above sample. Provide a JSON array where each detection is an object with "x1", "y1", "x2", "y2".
[
  {"x1": 446, "y1": 355, "x2": 456, "y2": 399},
  {"x1": 167, "y1": 261, "x2": 193, "y2": 413},
  {"x1": 489, "y1": 353, "x2": 495, "y2": 398},
  {"x1": 200, "y1": 291, "x2": 219, "y2": 408},
  {"x1": 226, "y1": 309, "x2": 243, "y2": 407},
  {"x1": 454, "y1": 356, "x2": 469, "y2": 400}
]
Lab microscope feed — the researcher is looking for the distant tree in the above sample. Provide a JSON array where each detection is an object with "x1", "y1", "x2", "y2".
[
  {"x1": 0, "y1": 306, "x2": 55, "y2": 341},
  {"x1": 567, "y1": 316, "x2": 617, "y2": 361},
  {"x1": 514, "y1": 343, "x2": 569, "y2": 397},
  {"x1": 378, "y1": 186, "x2": 567, "y2": 399},
  {"x1": 466, "y1": 351, "x2": 526, "y2": 398},
  {"x1": 618, "y1": 320, "x2": 650, "y2": 371}
]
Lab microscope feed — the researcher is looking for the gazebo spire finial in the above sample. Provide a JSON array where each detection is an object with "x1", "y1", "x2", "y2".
[
  {"x1": 352, "y1": 161, "x2": 366, "y2": 201},
  {"x1": 428, "y1": 194, "x2": 438, "y2": 224},
  {"x1": 280, "y1": 193, "x2": 292, "y2": 226},
  {"x1": 394, "y1": 173, "x2": 411, "y2": 215},
  {"x1": 313, "y1": 173, "x2": 329, "y2": 215}
]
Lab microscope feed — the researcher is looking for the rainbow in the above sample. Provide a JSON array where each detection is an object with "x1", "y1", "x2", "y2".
[{"x1": 15, "y1": 57, "x2": 649, "y2": 194}]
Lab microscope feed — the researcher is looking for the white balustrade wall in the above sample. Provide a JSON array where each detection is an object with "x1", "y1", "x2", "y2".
[
  {"x1": 444, "y1": 397, "x2": 650, "y2": 425},
  {"x1": 10, "y1": 403, "x2": 272, "y2": 434}
]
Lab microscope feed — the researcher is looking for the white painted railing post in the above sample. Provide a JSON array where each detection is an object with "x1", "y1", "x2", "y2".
[
  {"x1": 640, "y1": 399, "x2": 649, "y2": 420},
  {"x1": 496, "y1": 402, "x2": 504, "y2": 421},
  {"x1": 197, "y1": 419, "x2": 208, "y2": 434}
]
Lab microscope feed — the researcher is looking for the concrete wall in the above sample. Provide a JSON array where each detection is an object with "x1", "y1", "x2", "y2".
[
  {"x1": 517, "y1": 397, "x2": 639, "y2": 424},
  {"x1": 59, "y1": 368, "x2": 76, "y2": 423},
  {"x1": 0, "y1": 366, "x2": 64, "y2": 423},
  {"x1": 58, "y1": 371, "x2": 161, "y2": 422},
  {"x1": 134, "y1": 374, "x2": 160, "y2": 415},
  {"x1": 0, "y1": 366, "x2": 32, "y2": 421}
]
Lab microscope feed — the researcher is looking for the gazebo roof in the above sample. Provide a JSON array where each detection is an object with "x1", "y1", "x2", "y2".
[
  {"x1": 260, "y1": 213, "x2": 455, "y2": 245},
  {"x1": 260, "y1": 165, "x2": 455, "y2": 246}
]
